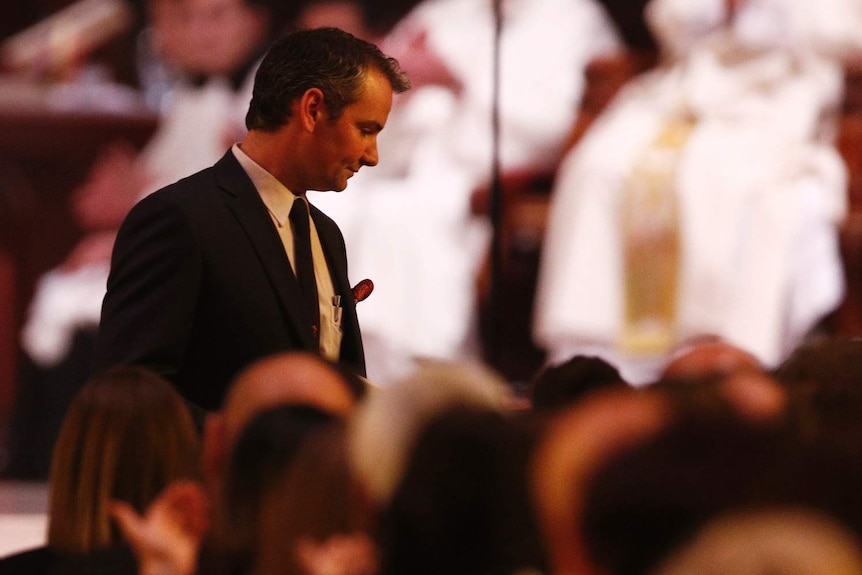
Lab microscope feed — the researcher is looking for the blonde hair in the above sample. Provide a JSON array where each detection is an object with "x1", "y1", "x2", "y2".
[
  {"x1": 47, "y1": 365, "x2": 201, "y2": 553},
  {"x1": 653, "y1": 507, "x2": 862, "y2": 575}
]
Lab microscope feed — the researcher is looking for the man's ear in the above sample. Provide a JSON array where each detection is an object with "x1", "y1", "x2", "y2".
[{"x1": 299, "y1": 88, "x2": 326, "y2": 131}]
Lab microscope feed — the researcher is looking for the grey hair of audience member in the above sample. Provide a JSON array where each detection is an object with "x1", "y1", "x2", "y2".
[{"x1": 347, "y1": 360, "x2": 512, "y2": 508}]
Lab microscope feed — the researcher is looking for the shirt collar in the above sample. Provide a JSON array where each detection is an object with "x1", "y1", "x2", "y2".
[{"x1": 232, "y1": 143, "x2": 302, "y2": 227}]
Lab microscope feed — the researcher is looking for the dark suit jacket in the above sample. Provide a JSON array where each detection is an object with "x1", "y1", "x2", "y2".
[{"x1": 92, "y1": 150, "x2": 365, "y2": 411}]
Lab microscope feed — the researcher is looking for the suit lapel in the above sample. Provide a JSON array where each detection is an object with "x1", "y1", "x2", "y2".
[
  {"x1": 214, "y1": 151, "x2": 318, "y2": 350},
  {"x1": 311, "y1": 209, "x2": 351, "y2": 298}
]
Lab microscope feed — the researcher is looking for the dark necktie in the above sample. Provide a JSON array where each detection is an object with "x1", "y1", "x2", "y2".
[{"x1": 289, "y1": 197, "x2": 320, "y2": 338}]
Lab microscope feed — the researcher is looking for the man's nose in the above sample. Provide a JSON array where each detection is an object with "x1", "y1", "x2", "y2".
[{"x1": 362, "y1": 140, "x2": 379, "y2": 167}]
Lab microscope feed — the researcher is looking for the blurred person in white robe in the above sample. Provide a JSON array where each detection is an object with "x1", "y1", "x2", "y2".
[
  {"x1": 7, "y1": 0, "x2": 282, "y2": 480},
  {"x1": 309, "y1": 0, "x2": 622, "y2": 384},
  {"x1": 533, "y1": 0, "x2": 862, "y2": 386}
]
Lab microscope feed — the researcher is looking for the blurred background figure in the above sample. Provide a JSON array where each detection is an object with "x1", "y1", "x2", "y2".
[
  {"x1": 652, "y1": 508, "x2": 862, "y2": 575},
  {"x1": 310, "y1": 0, "x2": 623, "y2": 385},
  {"x1": 2, "y1": 0, "x2": 290, "y2": 479},
  {"x1": 376, "y1": 404, "x2": 544, "y2": 575},
  {"x1": 0, "y1": 365, "x2": 200, "y2": 572},
  {"x1": 201, "y1": 352, "x2": 366, "y2": 499},
  {"x1": 347, "y1": 360, "x2": 534, "y2": 575},
  {"x1": 214, "y1": 405, "x2": 343, "y2": 575},
  {"x1": 347, "y1": 360, "x2": 512, "y2": 516},
  {"x1": 529, "y1": 374, "x2": 862, "y2": 575},
  {"x1": 773, "y1": 335, "x2": 862, "y2": 459},
  {"x1": 528, "y1": 354, "x2": 628, "y2": 413},
  {"x1": 575, "y1": 407, "x2": 862, "y2": 575},
  {"x1": 0, "y1": 0, "x2": 136, "y2": 84},
  {"x1": 107, "y1": 351, "x2": 365, "y2": 575},
  {"x1": 252, "y1": 423, "x2": 374, "y2": 575},
  {"x1": 533, "y1": 0, "x2": 862, "y2": 386}
]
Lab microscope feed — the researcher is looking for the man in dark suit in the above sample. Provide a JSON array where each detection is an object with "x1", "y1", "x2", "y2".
[{"x1": 91, "y1": 27, "x2": 411, "y2": 411}]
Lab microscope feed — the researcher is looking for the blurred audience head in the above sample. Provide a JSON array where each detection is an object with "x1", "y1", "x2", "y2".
[
  {"x1": 253, "y1": 423, "x2": 372, "y2": 575},
  {"x1": 529, "y1": 387, "x2": 672, "y2": 575},
  {"x1": 215, "y1": 403, "x2": 340, "y2": 575},
  {"x1": 579, "y1": 405, "x2": 862, "y2": 575},
  {"x1": 656, "y1": 337, "x2": 785, "y2": 422},
  {"x1": 774, "y1": 336, "x2": 862, "y2": 451},
  {"x1": 529, "y1": 354, "x2": 628, "y2": 412},
  {"x1": 662, "y1": 336, "x2": 763, "y2": 381},
  {"x1": 202, "y1": 351, "x2": 365, "y2": 494},
  {"x1": 347, "y1": 360, "x2": 511, "y2": 513},
  {"x1": 652, "y1": 507, "x2": 862, "y2": 575},
  {"x1": 377, "y1": 404, "x2": 545, "y2": 575},
  {"x1": 47, "y1": 365, "x2": 200, "y2": 553}
]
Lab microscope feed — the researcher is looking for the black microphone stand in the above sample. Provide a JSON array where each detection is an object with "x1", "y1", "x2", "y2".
[{"x1": 486, "y1": 0, "x2": 504, "y2": 370}]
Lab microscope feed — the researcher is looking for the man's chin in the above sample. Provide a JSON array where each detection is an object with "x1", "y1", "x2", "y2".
[{"x1": 310, "y1": 182, "x2": 348, "y2": 193}]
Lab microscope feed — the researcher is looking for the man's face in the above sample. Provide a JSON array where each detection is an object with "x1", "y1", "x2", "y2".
[{"x1": 308, "y1": 68, "x2": 394, "y2": 192}]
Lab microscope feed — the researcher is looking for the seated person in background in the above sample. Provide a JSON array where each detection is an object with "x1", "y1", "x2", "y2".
[
  {"x1": 253, "y1": 423, "x2": 375, "y2": 575},
  {"x1": 108, "y1": 351, "x2": 367, "y2": 575},
  {"x1": 577, "y1": 407, "x2": 862, "y2": 575},
  {"x1": 653, "y1": 508, "x2": 862, "y2": 575},
  {"x1": 6, "y1": 142, "x2": 148, "y2": 479},
  {"x1": 528, "y1": 354, "x2": 628, "y2": 412},
  {"x1": 533, "y1": 0, "x2": 862, "y2": 386},
  {"x1": 0, "y1": 365, "x2": 200, "y2": 573},
  {"x1": 376, "y1": 404, "x2": 545, "y2": 575},
  {"x1": 214, "y1": 405, "x2": 341, "y2": 575},
  {"x1": 660, "y1": 336, "x2": 764, "y2": 382},
  {"x1": 134, "y1": 0, "x2": 294, "y2": 115},
  {"x1": 773, "y1": 335, "x2": 862, "y2": 456},
  {"x1": 347, "y1": 360, "x2": 514, "y2": 522},
  {"x1": 133, "y1": 0, "x2": 289, "y2": 194},
  {"x1": 529, "y1": 386, "x2": 672, "y2": 575},
  {"x1": 654, "y1": 336, "x2": 787, "y2": 422},
  {"x1": 529, "y1": 379, "x2": 861, "y2": 575},
  {"x1": 5, "y1": 0, "x2": 289, "y2": 479}
]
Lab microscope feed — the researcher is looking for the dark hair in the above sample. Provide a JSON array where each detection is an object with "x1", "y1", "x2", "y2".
[
  {"x1": 378, "y1": 406, "x2": 545, "y2": 575},
  {"x1": 216, "y1": 404, "x2": 338, "y2": 575},
  {"x1": 580, "y1": 410, "x2": 862, "y2": 575},
  {"x1": 246, "y1": 27, "x2": 410, "y2": 131},
  {"x1": 773, "y1": 336, "x2": 862, "y2": 449},
  {"x1": 529, "y1": 355, "x2": 627, "y2": 411},
  {"x1": 254, "y1": 423, "x2": 357, "y2": 575}
]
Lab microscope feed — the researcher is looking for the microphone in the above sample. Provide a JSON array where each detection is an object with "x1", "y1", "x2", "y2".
[{"x1": 352, "y1": 279, "x2": 374, "y2": 304}]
